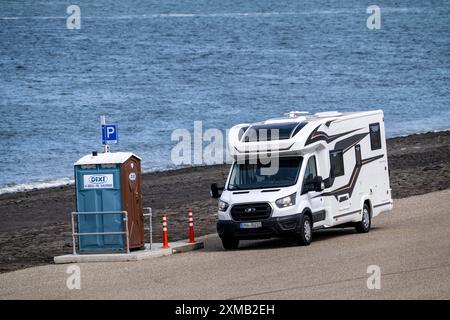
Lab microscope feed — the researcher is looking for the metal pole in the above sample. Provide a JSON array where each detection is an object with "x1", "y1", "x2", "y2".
[
  {"x1": 124, "y1": 211, "x2": 130, "y2": 254},
  {"x1": 100, "y1": 115, "x2": 109, "y2": 153},
  {"x1": 143, "y1": 207, "x2": 152, "y2": 251},
  {"x1": 71, "y1": 212, "x2": 77, "y2": 255},
  {"x1": 149, "y1": 208, "x2": 153, "y2": 250}
]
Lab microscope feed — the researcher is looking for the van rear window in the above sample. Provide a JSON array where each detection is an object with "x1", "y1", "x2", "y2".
[{"x1": 369, "y1": 123, "x2": 382, "y2": 150}]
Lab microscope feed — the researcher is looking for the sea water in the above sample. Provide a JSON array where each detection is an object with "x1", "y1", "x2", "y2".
[{"x1": 0, "y1": 0, "x2": 449, "y2": 193}]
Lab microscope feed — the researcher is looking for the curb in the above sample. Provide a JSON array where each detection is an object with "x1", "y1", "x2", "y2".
[
  {"x1": 172, "y1": 241, "x2": 204, "y2": 254},
  {"x1": 53, "y1": 239, "x2": 207, "y2": 264}
]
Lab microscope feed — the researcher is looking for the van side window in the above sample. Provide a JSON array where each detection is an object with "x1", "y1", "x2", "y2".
[
  {"x1": 330, "y1": 150, "x2": 344, "y2": 177},
  {"x1": 369, "y1": 123, "x2": 382, "y2": 150},
  {"x1": 355, "y1": 144, "x2": 362, "y2": 166},
  {"x1": 302, "y1": 156, "x2": 317, "y2": 193}
]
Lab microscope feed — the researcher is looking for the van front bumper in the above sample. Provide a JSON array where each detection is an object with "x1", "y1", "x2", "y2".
[{"x1": 217, "y1": 214, "x2": 301, "y2": 240}]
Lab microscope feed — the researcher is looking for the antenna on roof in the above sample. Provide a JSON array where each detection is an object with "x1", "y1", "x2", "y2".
[{"x1": 285, "y1": 111, "x2": 309, "y2": 118}]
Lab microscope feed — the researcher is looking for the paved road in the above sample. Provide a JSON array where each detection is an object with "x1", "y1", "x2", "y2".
[{"x1": 1, "y1": 190, "x2": 449, "y2": 299}]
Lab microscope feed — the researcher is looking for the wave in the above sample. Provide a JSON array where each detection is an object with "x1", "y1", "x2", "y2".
[
  {"x1": 0, "y1": 8, "x2": 426, "y2": 20},
  {"x1": 0, "y1": 177, "x2": 74, "y2": 195}
]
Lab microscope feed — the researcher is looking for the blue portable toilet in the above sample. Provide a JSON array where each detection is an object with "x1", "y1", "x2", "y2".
[{"x1": 74, "y1": 151, "x2": 144, "y2": 253}]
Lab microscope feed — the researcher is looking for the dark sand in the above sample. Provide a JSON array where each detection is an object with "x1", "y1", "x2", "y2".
[{"x1": 0, "y1": 131, "x2": 449, "y2": 273}]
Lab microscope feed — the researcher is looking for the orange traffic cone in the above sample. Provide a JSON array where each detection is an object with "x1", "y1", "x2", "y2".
[
  {"x1": 162, "y1": 213, "x2": 169, "y2": 248},
  {"x1": 188, "y1": 209, "x2": 195, "y2": 243}
]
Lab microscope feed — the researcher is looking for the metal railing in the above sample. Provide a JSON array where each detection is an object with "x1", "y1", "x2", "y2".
[
  {"x1": 143, "y1": 207, "x2": 152, "y2": 250},
  {"x1": 71, "y1": 208, "x2": 153, "y2": 255},
  {"x1": 71, "y1": 211, "x2": 130, "y2": 254}
]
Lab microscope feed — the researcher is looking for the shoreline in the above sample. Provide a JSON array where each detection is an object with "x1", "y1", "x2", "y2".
[
  {"x1": 1, "y1": 129, "x2": 449, "y2": 196},
  {"x1": 0, "y1": 130, "x2": 449, "y2": 273}
]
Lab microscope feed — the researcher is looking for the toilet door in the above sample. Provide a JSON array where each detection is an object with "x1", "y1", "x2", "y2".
[
  {"x1": 121, "y1": 157, "x2": 144, "y2": 248},
  {"x1": 75, "y1": 165, "x2": 123, "y2": 252}
]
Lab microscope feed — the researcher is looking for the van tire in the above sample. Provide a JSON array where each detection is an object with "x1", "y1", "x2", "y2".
[
  {"x1": 221, "y1": 237, "x2": 239, "y2": 250},
  {"x1": 355, "y1": 203, "x2": 371, "y2": 233},
  {"x1": 295, "y1": 214, "x2": 312, "y2": 246}
]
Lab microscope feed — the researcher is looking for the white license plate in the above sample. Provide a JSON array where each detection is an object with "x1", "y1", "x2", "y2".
[{"x1": 240, "y1": 222, "x2": 262, "y2": 229}]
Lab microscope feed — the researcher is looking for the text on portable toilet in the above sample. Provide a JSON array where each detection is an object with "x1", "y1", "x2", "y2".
[{"x1": 83, "y1": 174, "x2": 114, "y2": 189}]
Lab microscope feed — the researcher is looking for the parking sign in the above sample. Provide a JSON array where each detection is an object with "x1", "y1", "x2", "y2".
[{"x1": 102, "y1": 124, "x2": 118, "y2": 144}]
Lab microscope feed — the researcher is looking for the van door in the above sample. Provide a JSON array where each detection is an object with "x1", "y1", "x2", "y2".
[
  {"x1": 302, "y1": 155, "x2": 325, "y2": 224},
  {"x1": 380, "y1": 158, "x2": 390, "y2": 202},
  {"x1": 338, "y1": 194, "x2": 351, "y2": 211}
]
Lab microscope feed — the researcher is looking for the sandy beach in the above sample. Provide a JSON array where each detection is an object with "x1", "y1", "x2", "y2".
[
  {"x1": 1, "y1": 189, "x2": 449, "y2": 299},
  {"x1": 0, "y1": 130, "x2": 449, "y2": 273}
]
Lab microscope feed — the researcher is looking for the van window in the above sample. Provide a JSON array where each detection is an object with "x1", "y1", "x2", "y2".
[
  {"x1": 302, "y1": 156, "x2": 317, "y2": 194},
  {"x1": 355, "y1": 144, "x2": 362, "y2": 166},
  {"x1": 330, "y1": 150, "x2": 344, "y2": 177},
  {"x1": 228, "y1": 157, "x2": 302, "y2": 190},
  {"x1": 369, "y1": 123, "x2": 382, "y2": 150},
  {"x1": 242, "y1": 122, "x2": 308, "y2": 142}
]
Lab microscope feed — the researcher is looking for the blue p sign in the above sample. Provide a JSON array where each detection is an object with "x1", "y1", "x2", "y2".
[{"x1": 102, "y1": 124, "x2": 118, "y2": 144}]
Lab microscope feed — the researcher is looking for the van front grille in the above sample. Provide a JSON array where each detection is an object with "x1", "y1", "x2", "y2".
[{"x1": 230, "y1": 203, "x2": 272, "y2": 221}]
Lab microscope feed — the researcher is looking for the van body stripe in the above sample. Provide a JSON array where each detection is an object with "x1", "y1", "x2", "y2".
[
  {"x1": 317, "y1": 154, "x2": 384, "y2": 200},
  {"x1": 305, "y1": 125, "x2": 362, "y2": 146}
]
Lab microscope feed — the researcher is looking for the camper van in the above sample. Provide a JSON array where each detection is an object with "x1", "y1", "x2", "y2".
[{"x1": 211, "y1": 110, "x2": 393, "y2": 249}]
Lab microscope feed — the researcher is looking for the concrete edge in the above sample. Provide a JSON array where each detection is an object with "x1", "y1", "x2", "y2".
[
  {"x1": 171, "y1": 241, "x2": 204, "y2": 254},
  {"x1": 53, "y1": 237, "x2": 211, "y2": 264}
]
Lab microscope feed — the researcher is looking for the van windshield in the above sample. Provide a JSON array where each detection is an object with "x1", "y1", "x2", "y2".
[{"x1": 227, "y1": 157, "x2": 303, "y2": 190}]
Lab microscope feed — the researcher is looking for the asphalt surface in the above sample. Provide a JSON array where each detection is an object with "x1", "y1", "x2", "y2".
[{"x1": 1, "y1": 189, "x2": 449, "y2": 299}]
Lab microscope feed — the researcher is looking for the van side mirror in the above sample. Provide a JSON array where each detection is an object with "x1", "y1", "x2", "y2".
[
  {"x1": 210, "y1": 183, "x2": 224, "y2": 198},
  {"x1": 314, "y1": 176, "x2": 325, "y2": 192}
]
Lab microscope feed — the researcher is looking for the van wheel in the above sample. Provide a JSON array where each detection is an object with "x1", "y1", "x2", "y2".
[
  {"x1": 295, "y1": 214, "x2": 312, "y2": 246},
  {"x1": 221, "y1": 237, "x2": 239, "y2": 250},
  {"x1": 355, "y1": 203, "x2": 371, "y2": 233}
]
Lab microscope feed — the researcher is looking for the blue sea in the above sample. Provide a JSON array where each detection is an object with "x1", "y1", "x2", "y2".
[{"x1": 0, "y1": 0, "x2": 449, "y2": 193}]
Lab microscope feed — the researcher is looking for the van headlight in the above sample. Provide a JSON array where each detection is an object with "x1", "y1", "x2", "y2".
[
  {"x1": 218, "y1": 200, "x2": 229, "y2": 212},
  {"x1": 275, "y1": 193, "x2": 296, "y2": 208}
]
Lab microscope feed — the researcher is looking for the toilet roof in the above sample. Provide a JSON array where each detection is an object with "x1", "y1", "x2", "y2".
[{"x1": 74, "y1": 152, "x2": 141, "y2": 165}]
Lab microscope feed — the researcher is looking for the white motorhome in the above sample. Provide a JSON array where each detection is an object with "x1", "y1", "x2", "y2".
[{"x1": 211, "y1": 110, "x2": 393, "y2": 249}]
